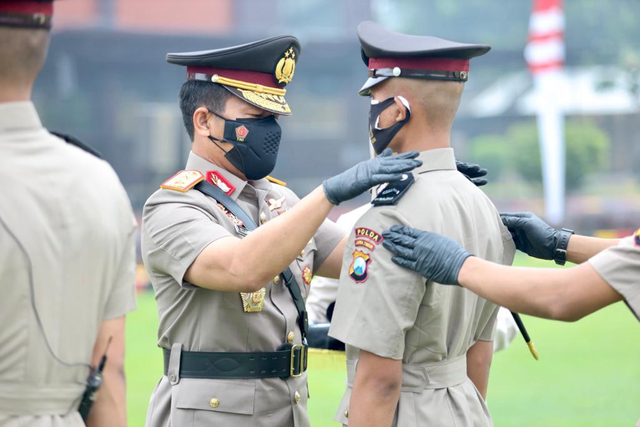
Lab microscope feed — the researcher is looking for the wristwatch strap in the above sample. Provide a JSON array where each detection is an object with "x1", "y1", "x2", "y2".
[{"x1": 554, "y1": 228, "x2": 574, "y2": 265}]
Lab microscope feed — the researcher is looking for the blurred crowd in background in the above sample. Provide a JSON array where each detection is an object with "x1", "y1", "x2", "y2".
[{"x1": 35, "y1": 0, "x2": 640, "y2": 277}]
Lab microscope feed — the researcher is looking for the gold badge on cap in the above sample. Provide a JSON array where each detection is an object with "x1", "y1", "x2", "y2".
[
  {"x1": 160, "y1": 170, "x2": 204, "y2": 192},
  {"x1": 240, "y1": 288, "x2": 266, "y2": 312},
  {"x1": 275, "y1": 47, "x2": 296, "y2": 85}
]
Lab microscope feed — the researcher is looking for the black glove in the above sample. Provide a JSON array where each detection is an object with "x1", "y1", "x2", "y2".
[
  {"x1": 456, "y1": 160, "x2": 488, "y2": 187},
  {"x1": 500, "y1": 212, "x2": 563, "y2": 260},
  {"x1": 382, "y1": 225, "x2": 472, "y2": 286},
  {"x1": 322, "y1": 148, "x2": 422, "y2": 205}
]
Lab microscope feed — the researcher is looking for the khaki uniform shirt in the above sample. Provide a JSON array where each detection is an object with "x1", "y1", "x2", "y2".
[
  {"x1": 589, "y1": 233, "x2": 640, "y2": 321},
  {"x1": 0, "y1": 102, "x2": 137, "y2": 426},
  {"x1": 142, "y1": 151, "x2": 344, "y2": 427},
  {"x1": 329, "y1": 148, "x2": 515, "y2": 427}
]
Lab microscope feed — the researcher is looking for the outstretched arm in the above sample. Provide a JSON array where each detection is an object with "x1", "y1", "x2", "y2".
[
  {"x1": 458, "y1": 257, "x2": 622, "y2": 322},
  {"x1": 382, "y1": 226, "x2": 623, "y2": 322}
]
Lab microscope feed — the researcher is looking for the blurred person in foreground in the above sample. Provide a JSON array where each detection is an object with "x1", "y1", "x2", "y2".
[
  {"x1": 141, "y1": 36, "x2": 422, "y2": 427},
  {"x1": 383, "y1": 213, "x2": 639, "y2": 323},
  {"x1": 327, "y1": 22, "x2": 515, "y2": 427},
  {"x1": 0, "y1": 1, "x2": 137, "y2": 426}
]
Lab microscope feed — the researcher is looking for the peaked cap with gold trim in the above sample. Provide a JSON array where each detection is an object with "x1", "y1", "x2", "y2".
[
  {"x1": 167, "y1": 36, "x2": 301, "y2": 115},
  {"x1": 0, "y1": 0, "x2": 54, "y2": 29}
]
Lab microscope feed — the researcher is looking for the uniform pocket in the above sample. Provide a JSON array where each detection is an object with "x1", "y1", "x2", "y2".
[{"x1": 171, "y1": 378, "x2": 256, "y2": 426}]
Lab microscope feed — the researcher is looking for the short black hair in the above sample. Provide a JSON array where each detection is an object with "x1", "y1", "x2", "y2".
[{"x1": 179, "y1": 80, "x2": 232, "y2": 140}]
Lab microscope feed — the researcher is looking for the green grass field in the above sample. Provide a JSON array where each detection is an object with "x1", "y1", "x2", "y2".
[{"x1": 125, "y1": 254, "x2": 640, "y2": 426}]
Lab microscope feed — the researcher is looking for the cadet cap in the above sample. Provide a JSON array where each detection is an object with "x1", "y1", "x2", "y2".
[{"x1": 357, "y1": 21, "x2": 490, "y2": 96}]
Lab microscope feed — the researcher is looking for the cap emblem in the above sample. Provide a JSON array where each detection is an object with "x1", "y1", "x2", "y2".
[
  {"x1": 235, "y1": 125, "x2": 249, "y2": 142},
  {"x1": 275, "y1": 47, "x2": 296, "y2": 85}
]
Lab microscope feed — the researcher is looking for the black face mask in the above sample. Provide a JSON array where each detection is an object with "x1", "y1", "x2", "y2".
[
  {"x1": 368, "y1": 96, "x2": 411, "y2": 155},
  {"x1": 208, "y1": 112, "x2": 282, "y2": 181}
]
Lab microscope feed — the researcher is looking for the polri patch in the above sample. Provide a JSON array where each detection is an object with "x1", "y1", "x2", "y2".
[
  {"x1": 161, "y1": 170, "x2": 204, "y2": 192},
  {"x1": 349, "y1": 249, "x2": 372, "y2": 283},
  {"x1": 371, "y1": 173, "x2": 415, "y2": 206}
]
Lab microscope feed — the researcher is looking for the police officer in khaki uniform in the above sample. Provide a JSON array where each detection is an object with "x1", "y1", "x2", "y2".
[
  {"x1": 384, "y1": 212, "x2": 640, "y2": 323},
  {"x1": 328, "y1": 22, "x2": 515, "y2": 427},
  {"x1": 0, "y1": 2, "x2": 137, "y2": 426},
  {"x1": 141, "y1": 36, "x2": 422, "y2": 427}
]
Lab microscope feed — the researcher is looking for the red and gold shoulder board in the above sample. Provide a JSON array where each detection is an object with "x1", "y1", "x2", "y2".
[
  {"x1": 160, "y1": 170, "x2": 204, "y2": 192},
  {"x1": 266, "y1": 176, "x2": 287, "y2": 187}
]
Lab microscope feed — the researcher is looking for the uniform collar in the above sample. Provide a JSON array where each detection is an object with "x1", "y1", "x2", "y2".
[
  {"x1": 185, "y1": 151, "x2": 247, "y2": 200},
  {"x1": 414, "y1": 148, "x2": 456, "y2": 174},
  {"x1": 0, "y1": 102, "x2": 42, "y2": 132}
]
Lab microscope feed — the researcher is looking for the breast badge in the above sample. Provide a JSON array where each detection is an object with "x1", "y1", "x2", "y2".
[
  {"x1": 215, "y1": 202, "x2": 248, "y2": 236},
  {"x1": 303, "y1": 266, "x2": 312, "y2": 285},
  {"x1": 268, "y1": 196, "x2": 285, "y2": 212},
  {"x1": 349, "y1": 250, "x2": 371, "y2": 283},
  {"x1": 240, "y1": 288, "x2": 266, "y2": 312}
]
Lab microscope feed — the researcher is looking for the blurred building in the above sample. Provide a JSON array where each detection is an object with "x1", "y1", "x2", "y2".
[{"x1": 33, "y1": 0, "x2": 640, "y2": 231}]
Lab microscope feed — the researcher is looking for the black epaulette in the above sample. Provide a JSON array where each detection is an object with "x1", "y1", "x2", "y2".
[
  {"x1": 371, "y1": 173, "x2": 415, "y2": 206},
  {"x1": 50, "y1": 131, "x2": 103, "y2": 159}
]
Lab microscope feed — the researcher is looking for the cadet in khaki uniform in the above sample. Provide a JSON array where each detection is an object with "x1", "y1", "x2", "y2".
[
  {"x1": 328, "y1": 22, "x2": 515, "y2": 427},
  {"x1": 142, "y1": 36, "x2": 422, "y2": 427},
  {"x1": 384, "y1": 212, "x2": 640, "y2": 323},
  {"x1": 0, "y1": 2, "x2": 137, "y2": 426}
]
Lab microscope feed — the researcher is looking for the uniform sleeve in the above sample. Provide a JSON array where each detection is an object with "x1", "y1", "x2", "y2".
[
  {"x1": 142, "y1": 191, "x2": 232, "y2": 287},
  {"x1": 477, "y1": 305, "x2": 500, "y2": 342},
  {"x1": 588, "y1": 236, "x2": 640, "y2": 320},
  {"x1": 313, "y1": 217, "x2": 346, "y2": 270},
  {"x1": 103, "y1": 218, "x2": 138, "y2": 320},
  {"x1": 329, "y1": 207, "x2": 425, "y2": 360}
]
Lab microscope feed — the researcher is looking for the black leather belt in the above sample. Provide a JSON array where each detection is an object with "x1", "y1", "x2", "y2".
[{"x1": 163, "y1": 344, "x2": 308, "y2": 380}]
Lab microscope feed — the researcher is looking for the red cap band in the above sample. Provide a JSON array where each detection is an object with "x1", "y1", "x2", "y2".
[
  {"x1": 369, "y1": 57, "x2": 469, "y2": 72},
  {"x1": 186, "y1": 66, "x2": 279, "y2": 89},
  {"x1": 0, "y1": 1, "x2": 53, "y2": 16}
]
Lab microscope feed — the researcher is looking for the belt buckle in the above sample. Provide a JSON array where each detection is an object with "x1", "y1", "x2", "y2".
[{"x1": 290, "y1": 344, "x2": 305, "y2": 378}]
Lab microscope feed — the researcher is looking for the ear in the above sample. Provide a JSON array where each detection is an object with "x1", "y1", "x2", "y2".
[
  {"x1": 392, "y1": 97, "x2": 408, "y2": 123},
  {"x1": 193, "y1": 107, "x2": 216, "y2": 138}
]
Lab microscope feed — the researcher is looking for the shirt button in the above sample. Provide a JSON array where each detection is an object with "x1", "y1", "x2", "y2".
[
  {"x1": 299, "y1": 249, "x2": 305, "y2": 258},
  {"x1": 294, "y1": 391, "x2": 301, "y2": 404},
  {"x1": 287, "y1": 331, "x2": 295, "y2": 343},
  {"x1": 260, "y1": 212, "x2": 267, "y2": 224},
  {"x1": 273, "y1": 275, "x2": 281, "y2": 285},
  {"x1": 210, "y1": 398, "x2": 220, "y2": 408},
  {"x1": 344, "y1": 409, "x2": 349, "y2": 418},
  {"x1": 169, "y1": 374, "x2": 176, "y2": 383}
]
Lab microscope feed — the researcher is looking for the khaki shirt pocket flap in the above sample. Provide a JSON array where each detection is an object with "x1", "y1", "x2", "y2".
[{"x1": 175, "y1": 378, "x2": 256, "y2": 415}]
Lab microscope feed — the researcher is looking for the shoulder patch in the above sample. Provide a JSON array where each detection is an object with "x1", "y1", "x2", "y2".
[
  {"x1": 371, "y1": 173, "x2": 415, "y2": 206},
  {"x1": 51, "y1": 131, "x2": 103, "y2": 159},
  {"x1": 266, "y1": 175, "x2": 287, "y2": 186},
  {"x1": 161, "y1": 170, "x2": 204, "y2": 192}
]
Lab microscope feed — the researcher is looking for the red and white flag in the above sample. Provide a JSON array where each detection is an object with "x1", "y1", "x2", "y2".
[
  {"x1": 525, "y1": 0, "x2": 565, "y2": 75},
  {"x1": 524, "y1": 0, "x2": 567, "y2": 225}
]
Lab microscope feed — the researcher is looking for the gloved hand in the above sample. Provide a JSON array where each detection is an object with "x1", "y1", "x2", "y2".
[
  {"x1": 322, "y1": 148, "x2": 422, "y2": 205},
  {"x1": 500, "y1": 212, "x2": 561, "y2": 260},
  {"x1": 382, "y1": 225, "x2": 472, "y2": 285},
  {"x1": 456, "y1": 160, "x2": 488, "y2": 187}
]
